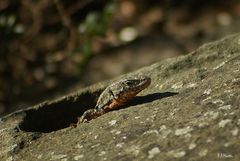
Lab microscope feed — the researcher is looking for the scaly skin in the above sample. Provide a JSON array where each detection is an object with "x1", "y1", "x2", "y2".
[{"x1": 78, "y1": 75, "x2": 151, "y2": 123}]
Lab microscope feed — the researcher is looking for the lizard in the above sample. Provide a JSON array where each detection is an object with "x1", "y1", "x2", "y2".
[{"x1": 77, "y1": 75, "x2": 151, "y2": 124}]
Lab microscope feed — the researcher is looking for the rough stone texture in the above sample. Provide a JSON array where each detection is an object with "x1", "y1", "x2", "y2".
[{"x1": 1, "y1": 33, "x2": 240, "y2": 161}]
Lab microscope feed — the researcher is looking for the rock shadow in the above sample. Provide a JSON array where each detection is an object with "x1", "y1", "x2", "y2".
[{"x1": 124, "y1": 92, "x2": 178, "y2": 107}]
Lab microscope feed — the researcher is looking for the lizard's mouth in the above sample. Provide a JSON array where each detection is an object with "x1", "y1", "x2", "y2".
[{"x1": 139, "y1": 76, "x2": 151, "y2": 88}]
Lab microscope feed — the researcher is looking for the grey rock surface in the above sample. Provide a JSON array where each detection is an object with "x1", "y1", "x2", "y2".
[{"x1": 0, "y1": 33, "x2": 240, "y2": 161}]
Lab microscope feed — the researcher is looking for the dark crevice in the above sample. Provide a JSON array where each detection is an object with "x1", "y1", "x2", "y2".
[{"x1": 18, "y1": 90, "x2": 102, "y2": 133}]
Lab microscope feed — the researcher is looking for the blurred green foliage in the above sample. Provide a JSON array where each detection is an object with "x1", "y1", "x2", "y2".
[
  {"x1": 79, "y1": 1, "x2": 116, "y2": 36},
  {"x1": 74, "y1": 1, "x2": 117, "y2": 71},
  {"x1": 0, "y1": 14, "x2": 24, "y2": 44}
]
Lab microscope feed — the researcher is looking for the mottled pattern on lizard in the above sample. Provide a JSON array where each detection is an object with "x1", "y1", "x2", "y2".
[{"x1": 78, "y1": 75, "x2": 151, "y2": 123}]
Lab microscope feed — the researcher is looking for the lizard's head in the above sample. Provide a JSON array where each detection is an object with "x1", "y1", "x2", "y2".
[
  {"x1": 121, "y1": 75, "x2": 151, "y2": 94},
  {"x1": 97, "y1": 75, "x2": 151, "y2": 109}
]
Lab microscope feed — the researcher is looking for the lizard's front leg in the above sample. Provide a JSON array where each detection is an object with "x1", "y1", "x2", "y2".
[{"x1": 78, "y1": 108, "x2": 106, "y2": 124}]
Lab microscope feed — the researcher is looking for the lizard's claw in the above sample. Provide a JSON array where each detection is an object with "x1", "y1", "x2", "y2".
[
  {"x1": 79, "y1": 109, "x2": 105, "y2": 123},
  {"x1": 79, "y1": 109, "x2": 97, "y2": 123},
  {"x1": 69, "y1": 116, "x2": 89, "y2": 128}
]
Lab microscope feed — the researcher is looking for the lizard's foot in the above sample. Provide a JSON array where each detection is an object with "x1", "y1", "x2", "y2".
[
  {"x1": 69, "y1": 117, "x2": 84, "y2": 128},
  {"x1": 78, "y1": 109, "x2": 105, "y2": 123}
]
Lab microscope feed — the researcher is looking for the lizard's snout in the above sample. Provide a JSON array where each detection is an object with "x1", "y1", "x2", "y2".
[{"x1": 139, "y1": 76, "x2": 151, "y2": 88}]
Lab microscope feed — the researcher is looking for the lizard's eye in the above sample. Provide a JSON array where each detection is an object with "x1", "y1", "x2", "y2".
[{"x1": 125, "y1": 81, "x2": 134, "y2": 86}]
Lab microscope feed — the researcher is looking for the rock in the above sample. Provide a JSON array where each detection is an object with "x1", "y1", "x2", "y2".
[{"x1": 1, "y1": 33, "x2": 240, "y2": 161}]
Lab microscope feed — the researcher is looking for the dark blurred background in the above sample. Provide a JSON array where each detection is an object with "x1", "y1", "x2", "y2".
[{"x1": 0, "y1": 0, "x2": 239, "y2": 116}]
